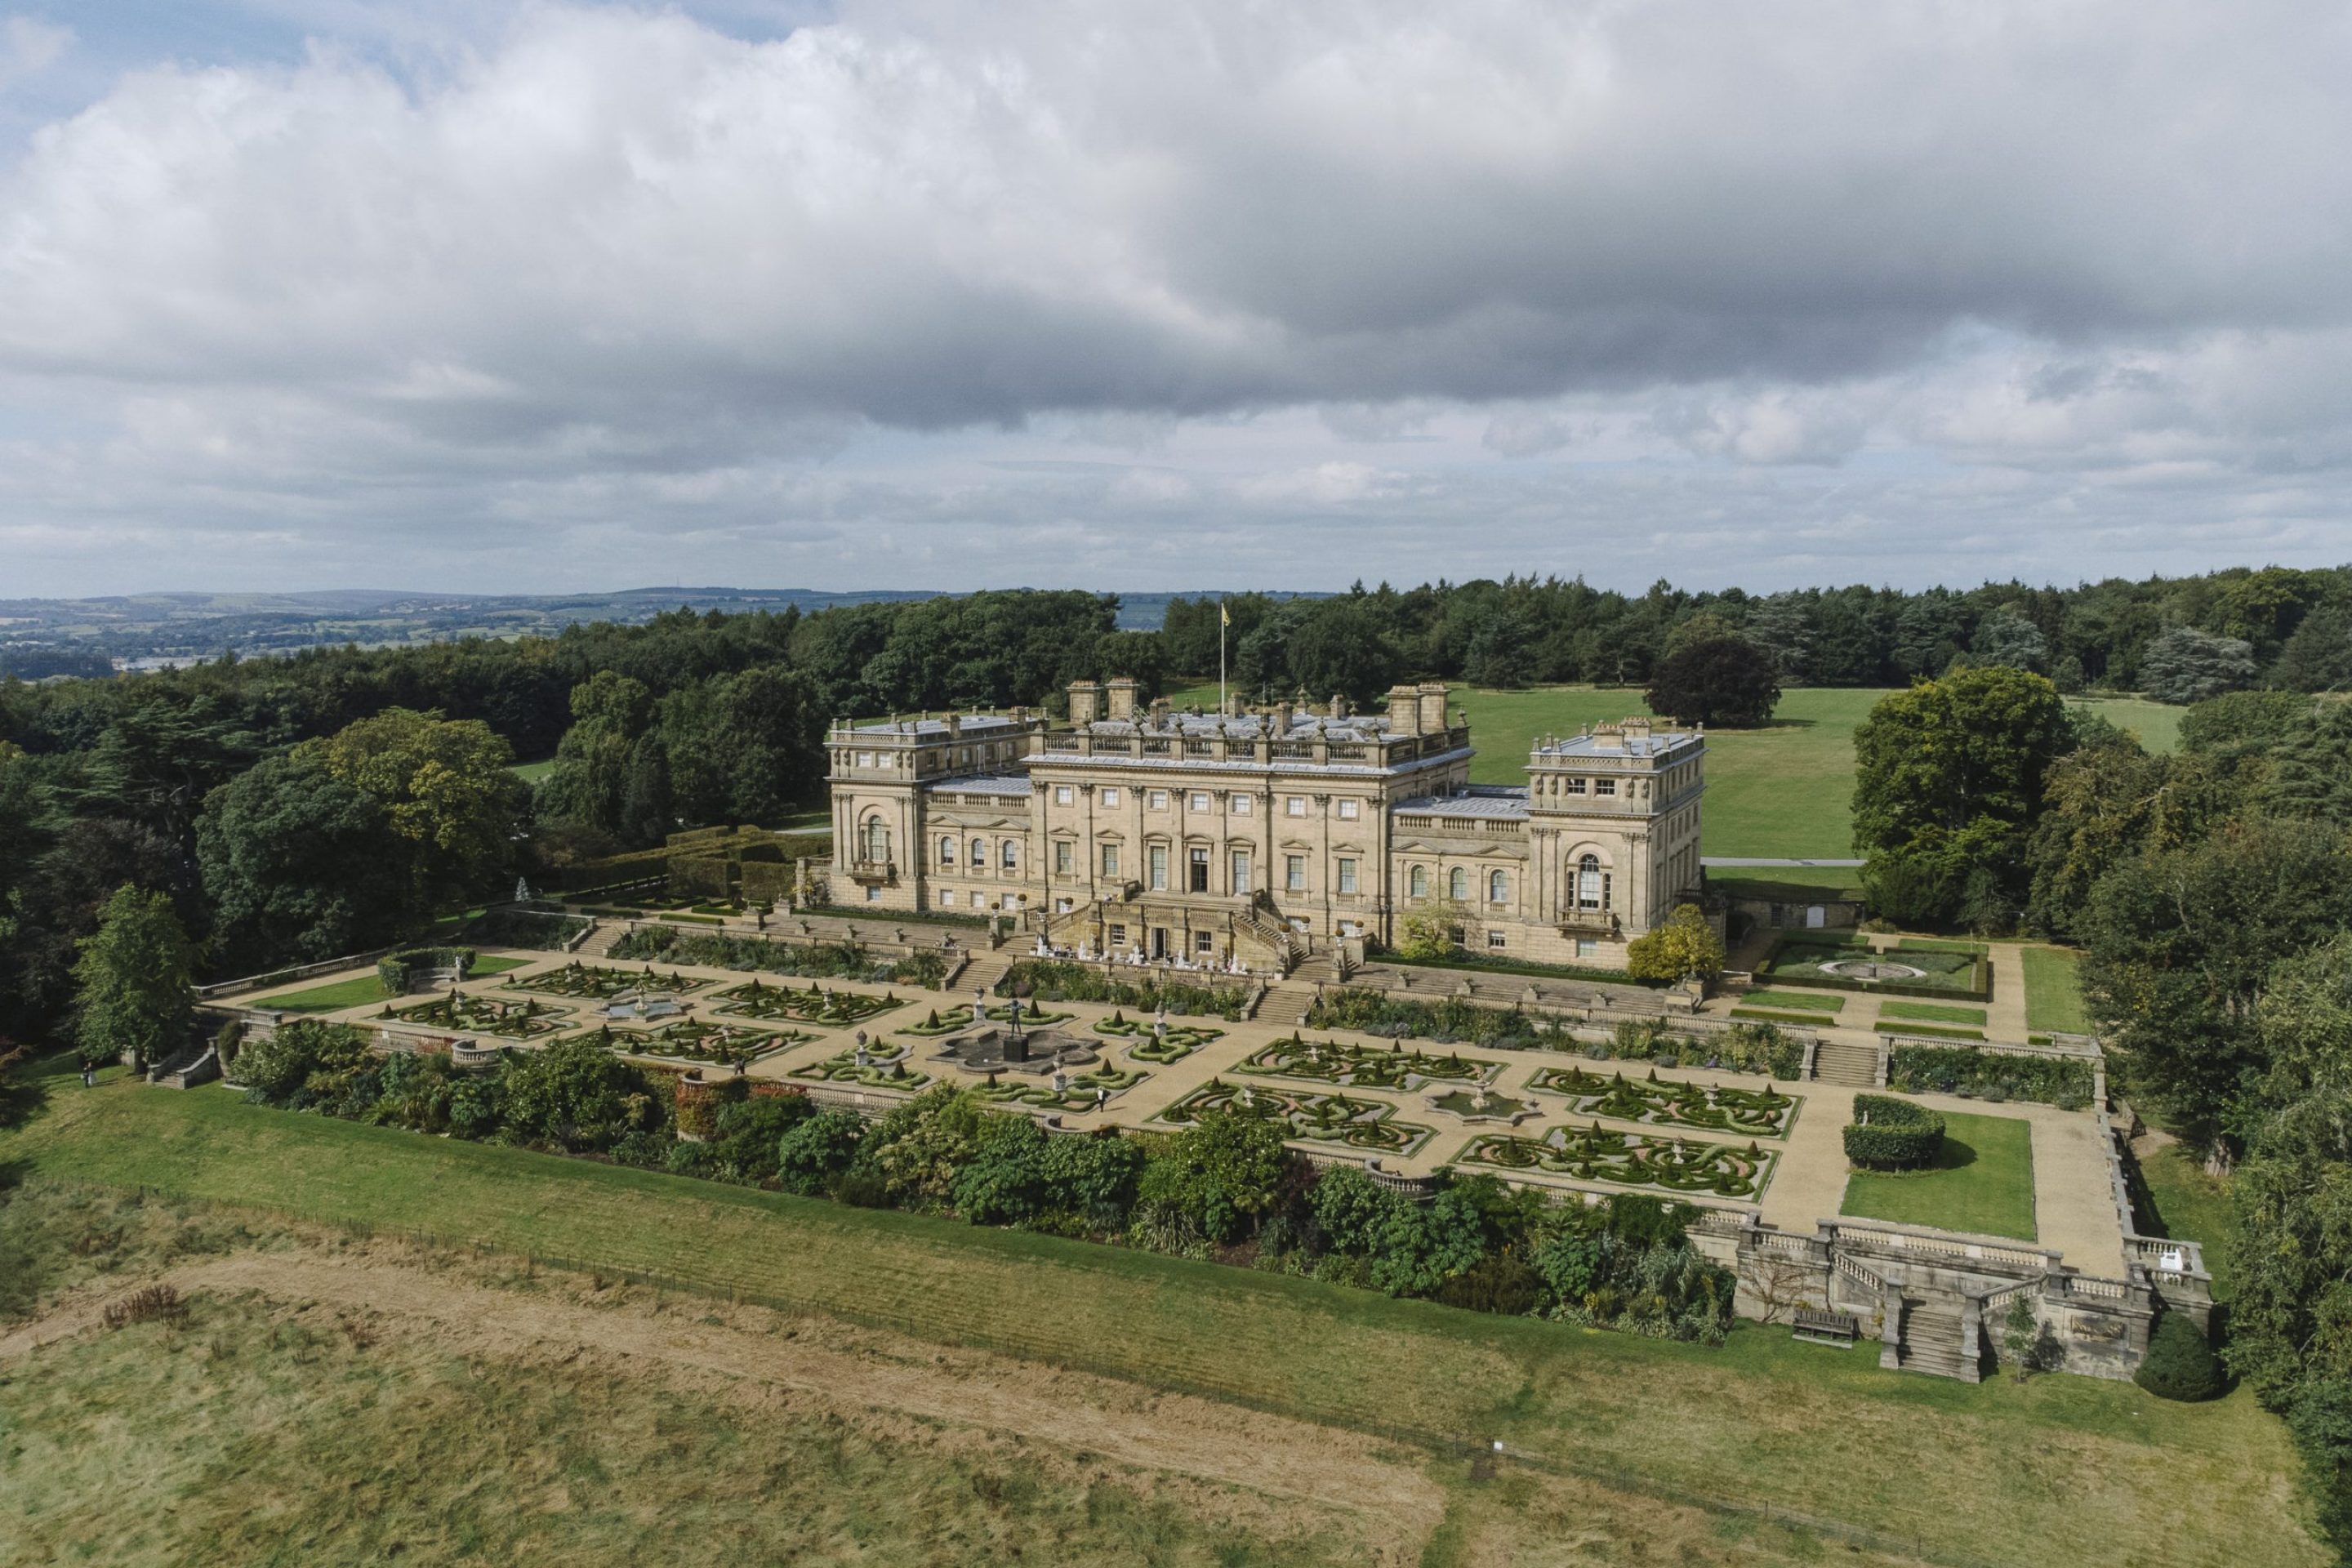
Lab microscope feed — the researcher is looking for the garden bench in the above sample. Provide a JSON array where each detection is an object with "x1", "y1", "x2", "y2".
[{"x1": 1793, "y1": 1307, "x2": 1860, "y2": 1347}]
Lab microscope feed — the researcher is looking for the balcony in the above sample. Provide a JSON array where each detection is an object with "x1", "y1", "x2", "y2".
[
  {"x1": 848, "y1": 857, "x2": 897, "y2": 886},
  {"x1": 1557, "y1": 907, "x2": 1619, "y2": 936}
]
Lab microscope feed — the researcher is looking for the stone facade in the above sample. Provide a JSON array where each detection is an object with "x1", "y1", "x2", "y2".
[{"x1": 826, "y1": 680, "x2": 1706, "y2": 971}]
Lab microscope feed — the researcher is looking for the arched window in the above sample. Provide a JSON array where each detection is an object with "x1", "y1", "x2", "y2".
[
  {"x1": 939, "y1": 835, "x2": 956, "y2": 866},
  {"x1": 1409, "y1": 864, "x2": 1428, "y2": 899},
  {"x1": 862, "y1": 817, "x2": 892, "y2": 863},
  {"x1": 1488, "y1": 870, "x2": 1508, "y2": 904},
  {"x1": 1577, "y1": 853, "x2": 1608, "y2": 911},
  {"x1": 969, "y1": 836, "x2": 986, "y2": 871},
  {"x1": 1000, "y1": 840, "x2": 1018, "y2": 870},
  {"x1": 1448, "y1": 866, "x2": 1469, "y2": 902}
]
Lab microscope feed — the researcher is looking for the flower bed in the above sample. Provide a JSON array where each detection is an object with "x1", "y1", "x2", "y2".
[
  {"x1": 1461, "y1": 1125, "x2": 1775, "y2": 1198},
  {"x1": 1577, "y1": 1019, "x2": 1806, "y2": 1081},
  {"x1": 1303, "y1": 988, "x2": 1555, "y2": 1048},
  {"x1": 1528, "y1": 1066, "x2": 1796, "y2": 1137},
  {"x1": 1886, "y1": 1044, "x2": 2095, "y2": 1108},
  {"x1": 1157, "y1": 1080, "x2": 1434, "y2": 1156},
  {"x1": 994, "y1": 960, "x2": 1249, "y2": 1019},
  {"x1": 1237, "y1": 1032, "x2": 1499, "y2": 1089}
]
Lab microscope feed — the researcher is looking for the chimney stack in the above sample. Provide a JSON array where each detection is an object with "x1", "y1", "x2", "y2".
[
  {"x1": 1105, "y1": 675, "x2": 1138, "y2": 721},
  {"x1": 1387, "y1": 684, "x2": 1420, "y2": 736},
  {"x1": 1067, "y1": 679, "x2": 1103, "y2": 725},
  {"x1": 1417, "y1": 681, "x2": 1449, "y2": 734}
]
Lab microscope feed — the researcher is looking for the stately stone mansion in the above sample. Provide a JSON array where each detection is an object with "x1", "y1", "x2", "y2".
[{"x1": 824, "y1": 679, "x2": 1705, "y2": 973}]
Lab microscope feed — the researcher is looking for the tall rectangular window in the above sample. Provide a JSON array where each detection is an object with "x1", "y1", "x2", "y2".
[
  {"x1": 1285, "y1": 855, "x2": 1306, "y2": 893},
  {"x1": 1189, "y1": 848, "x2": 1209, "y2": 893},
  {"x1": 1149, "y1": 844, "x2": 1169, "y2": 890},
  {"x1": 1230, "y1": 850, "x2": 1252, "y2": 894},
  {"x1": 1055, "y1": 841, "x2": 1072, "y2": 875},
  {"x1": 1101, "y1": 844, "x2": 1120, "y2": 878},
  {"x1": 1337, "y1": 858, "x2": 1358, "y2": 895}
]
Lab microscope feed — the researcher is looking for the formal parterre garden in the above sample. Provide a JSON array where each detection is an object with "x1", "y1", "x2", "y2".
[
  {"x1": 1092, "y1": 1011, "x2": 1224, "y2": 1062},
  {"x1": 581, "y1": 1018, "x2": 805, "y2": 1064},
  {"x1": 896, "y1": 1001, "x2": 1070, "y2": 1037},
  {"x1": 968, "y1": 1062, "x2": 1148, "y2": 1111},
  {"x1": 1237, "y1": 1032, "x2": 1501, "y2": 1089},
  {"x1": 505, "y1": 961, "x2": 713, "y2": 999},
  {"x1": 1158, "y1": 1079, "x2": 1434, "y2": 1156},
  {"x1": 702, "y1": 981, "x2": 900, "y2": 1027},
  {"x1": 1756, "y1": 934, "x2": 1987, "y2": 998},
  {"x1": 1461, "y1": 1124, "x2": 1777, "y2": 1199},
  {"x1": 787, "y1": 1046, "x2": 932, "y2": 1089},
  {"x1": 384, "y1": 992, "x2": 569, "y2": 1039},
  {"x1": 1528, "y1": 1066, "x2": 1797, "y2": 1138}
]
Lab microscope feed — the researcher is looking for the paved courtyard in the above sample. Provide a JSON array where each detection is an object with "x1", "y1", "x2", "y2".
[{"x1": 260, "y1": 937, "x2": 2124, "y2": 1276}]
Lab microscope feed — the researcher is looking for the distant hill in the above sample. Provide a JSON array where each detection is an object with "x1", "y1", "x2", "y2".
[{"x1": 0, "y1": 586, "x2": 1312, "y2": 669}]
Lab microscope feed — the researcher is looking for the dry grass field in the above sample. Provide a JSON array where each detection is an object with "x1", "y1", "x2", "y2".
[{"x1": 0, "y1": 1061, "x2": 2321, "y2": 1568}]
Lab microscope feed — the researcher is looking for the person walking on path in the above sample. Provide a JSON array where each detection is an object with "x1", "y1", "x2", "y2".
[{"x1": 81, "y1": 1062, "x2": 95, "y2": 1089}]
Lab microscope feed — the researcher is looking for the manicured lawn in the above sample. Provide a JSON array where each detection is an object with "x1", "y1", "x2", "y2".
[
  {"x1": 1740, "y1": 989, "x2": 1845, "y2": 1013},
  {"x1": 1878, "y1": 1001, "x2": 1989, "y2": 1027},
  {"x1": 1167, "y1": 681, "x2": 1882, "y2": 859},
  {"x1": 253, "y1": 955, "x2": 530, "y2": 1013},
  {"x1": 1707, "y1": 866, "x2": 1867, "y2": 902},
  {"x1": 509, "y1": 758, "x2": 557, "y2": 784},
  {"x1": 2068, "y1": 695, "x2": 2184, "y2": 754},
  {"x1": 1842, "y1": 1110, "x2": 2038, "y2": 1241},
  {"x1": 0, "y1": 1062, "x2": 2319, "y2": 1566},
  {"x1": 2021, "y1": 947, "x2": 2093, "y2": 1035},
  {"x1": 2137, "y1": 1141, "x2": 2238, "y2": 1302}
]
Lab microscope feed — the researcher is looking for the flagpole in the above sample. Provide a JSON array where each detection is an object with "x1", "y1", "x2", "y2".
[{"x1": 1218, "y1": 597, "x2": 1227, "y2": 715}]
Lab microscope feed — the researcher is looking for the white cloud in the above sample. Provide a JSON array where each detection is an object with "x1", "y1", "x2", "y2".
[
  {"x1": 0, "y1": 1, "x2": 2349, "y2": 591},
  {"x1": 0, "y1": 16, "x2": 69, "y2": 91}
]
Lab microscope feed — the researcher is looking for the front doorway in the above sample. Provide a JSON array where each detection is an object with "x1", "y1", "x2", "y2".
[{"x1": 1151, "y1": 927, "x2": 1168, "y2": 960}]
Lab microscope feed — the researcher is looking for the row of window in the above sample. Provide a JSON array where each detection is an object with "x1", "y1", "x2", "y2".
[
  {"x1": 936, "y1": 835, "x2": 1020, "y2": 871},
  {"x1": 1048, "y1": 785, "x2": 1361, "y2": 820}
]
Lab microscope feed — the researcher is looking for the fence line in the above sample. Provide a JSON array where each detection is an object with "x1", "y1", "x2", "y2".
[{"x1": 32, "y1": 1174, "x2": 1989, "y2": 1568}]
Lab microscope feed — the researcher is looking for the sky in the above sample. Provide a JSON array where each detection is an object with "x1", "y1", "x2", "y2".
[{"x1": 2, "y1": 2, "x2": 2351, "y2": 599}]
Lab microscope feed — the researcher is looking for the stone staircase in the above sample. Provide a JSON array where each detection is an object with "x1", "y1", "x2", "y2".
[
  {"x1": 1254, "y1": 981, "x2": 1321, "y2": 1029},
  {"x1": 1811, "y1": 1036, "x2": 1881, "y2": 1086},
  {"x1": 576, "y1": 920, "x2": 627, "y2": 959},
  {"x1": 149, "y1": 1041, "x2": 220, "y2": 1090},
  {"x1": 1892, "y1": 1299, "x2": 1981, "y2": 1382},
  {"x1": 955, "y1": 949, "x2": 1015, "y2": 997}
]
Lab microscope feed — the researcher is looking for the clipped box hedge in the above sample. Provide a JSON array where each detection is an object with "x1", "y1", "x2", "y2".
[
  {"x1": 1842, "y1": 1093, "x2": 1945, "y2": 1170},
  {"x1": 1886, "y1": 1044, "x2": 2095, "y2": 1108}
]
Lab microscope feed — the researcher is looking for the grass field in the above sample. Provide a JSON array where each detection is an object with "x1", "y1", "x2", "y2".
[
  {"x1": 1842, "y1": 1111, "x2": 2038, "y2": 1241},
  {"x1": 2136, "y1": 1141, "x2": 2239, "y2": 1302},
  {"x1": 2021, "y1": 947, "x2": 2093, "y2": 1035},
  {"x1": 1706, "y1": 866, "x2": 1868, "y2": 902},
  {"x1": 509, "y1": 758, "x2": 558, "y2": 785},
  {"x1": 1167, "y1": 680, "x2": 2188, "y2": 862},
  {"x1": 1740, "y1": 989, "x2": 1845, "y2": 1013},
  {"x1": 0, "y1": 1060, "x2": 2320, "y2": 1566},
  {"x1": 254, "y1": 956, "x2": 529, "y2": 1013},
  {"x1": 1878, "y1": 1002, "x2": 1990, "y2": 1027}
]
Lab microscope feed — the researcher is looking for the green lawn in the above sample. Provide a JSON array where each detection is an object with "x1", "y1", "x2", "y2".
[
  {"x1": 1841, "y1": 1111, "x2": 2038, "y2": 1241},
  {"x1": 2137, "y1": 1142, "x2": 2238, "y2": 1302},
  {"x1": 1740, "y1": 989, "x2": 1845, "y2": 1013},
  {"x1": 254, "y1": 955, "x2": 530, "y2": 1013},
  {"x1": 2021, "y1": 947, "x2": 2093, "y2": 1035},
  {"x1": 0, "y1": 1062, "x2": 2319, "y2": 1566},
  {"x1": 1878, "y1": 1001, "x2": 1989, "y2": 1027},
  {"x1": 2068, "y1": 695, "x2": 2184, "y2": 754},
  {"x1": 1707, "y1": 866, "x2": 1867, "y2": 902},
  {"x1": 509, "y1": 758, "x2": 557, "y2": 785}
]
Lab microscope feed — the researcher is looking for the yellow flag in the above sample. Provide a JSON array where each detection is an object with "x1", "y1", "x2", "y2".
[{"x1": 1220, "y1": 601, "x2": 1230, "y2": 626}]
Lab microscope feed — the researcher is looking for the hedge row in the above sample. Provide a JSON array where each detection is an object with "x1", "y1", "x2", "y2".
[
  {"x1": 1886, "y1": 1045, "x2": 2095, "y2": 1109},
  {"x1": 376, "y1": 947, "x2": 474, "y2": 993},
  {"x1": 1842, "y1": 1093, "x2": 1945, "y2": 1170},
  {"x1": 994, "y1": 960, "x2": 1250, "y2": 1019}
]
